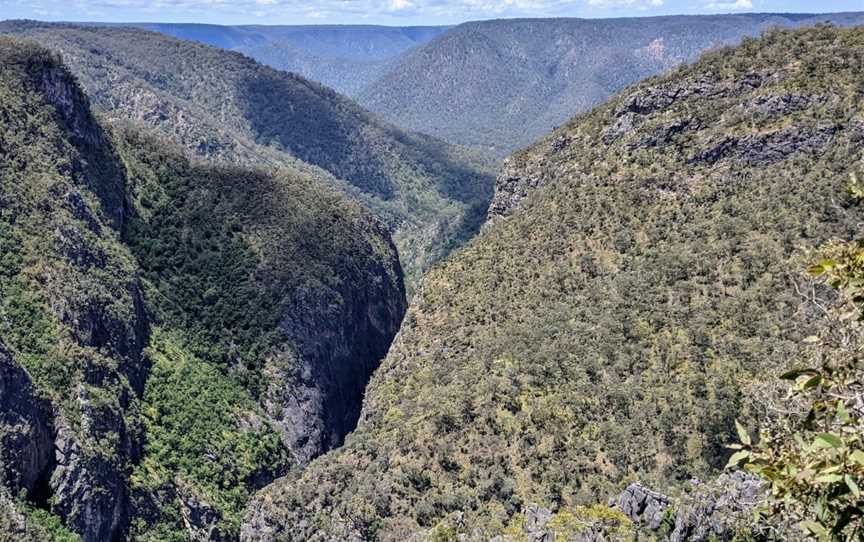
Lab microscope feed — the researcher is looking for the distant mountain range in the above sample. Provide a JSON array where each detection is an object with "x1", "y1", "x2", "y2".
[
  {"x1": 122, "y1": 23, "x2": 450, "y2": 96},
  {"x1": 124, "y1": 13, "x2": 864, "y2": 155}
]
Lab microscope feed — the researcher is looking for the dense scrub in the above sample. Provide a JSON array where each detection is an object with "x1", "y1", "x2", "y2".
[{"x1": 245, "y1": 26, "x2": 864, "y2": 540}]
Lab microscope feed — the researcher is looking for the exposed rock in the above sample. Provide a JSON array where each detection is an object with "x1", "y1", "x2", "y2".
[
  {"x1": 614, "y1": 474, "x2": 767, "y2": 541},
  {"x1": 34, "y1": 56, "x2": 129, "y2": 230},
  {"x1": 0, "y1": 343, "x2": 53, "y2": 496},
  {"x1": 262, "y1": 237, "x2": 407, "y2": 464},
  {"x1": 37, "y1": 62, "x2": 105, "y2": 147},
  {"x1": 668, "y1": 473, "x2": 765, "y2": 542},
  {"x1": 616, "y1": 72, "x2": 763, "y2": 117},
  {"x1": 738, "y1": 93, "x2": 820, "y2": 118},
  {"x1": 50, "y1": 413, "x2": 128, "y2": 542},
  {"x1": 615, "y1": 482, "x2": 671, "y2": 530},
  {"x1": 177, "y1": 479, "x2": 226, "y2": 542},
  {"x1": 601, "y1": 112, "x2": 637, "y2": 143},
  {"x1": 692, "y1": 124, "x2": 839, "y2": 166},
  {"x1": 0, "y1": 488, "x2": 30, "y2": 540},
  {"x1": 486, "y1": 157, "x2": 550, "y2": 222},
  {"x1": 524, "y1": 504, "x2": 554, "y2": 542},
  {"x1": 630, "y1": 117, "x2": 693, "y2": 149},
  {"x1": 498, "y1": 475, "x2": 766, "y2": 542}
]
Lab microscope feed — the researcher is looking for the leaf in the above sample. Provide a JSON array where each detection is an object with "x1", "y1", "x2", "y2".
[
  {"x1": 780, "y1": 368, "x2": 819, "y2": 380},
  {"x1": 815, "y1": 473, "x2": 843, "y2": 484},
  {"x1": 814, "y1": 433, "x2": 843, "y2": 449},
  {"x1": 803, "y1": 335, "x2": 822, "y2": 343},
  {"x1": 800, "y1": 374, "x2": 822, "y2": 390},
  {"x1": 846, "y1": 475, "x2": 861, "y2": 497},
  {"x1": 807, "y1": 264, "x2": 826, "y2": 276},
  {"x1": 726, "y1": 450, "x2": 750, "y2": 470},
  {"x1": 799, "y1": 520, "x2": 828, "y2": 538},
  {"x1": 851, "y1": 450, "x2": 864, "y2": 466},
  {"x1": 836, "y1": 401, "x2": 850, "y2": 424},
  {"x1": 735, "y1": 420, "x2": 751, "y2": 446}
]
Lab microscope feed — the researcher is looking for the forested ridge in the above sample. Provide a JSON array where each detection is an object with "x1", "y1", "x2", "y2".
[
  {"x1": 244, "y1": 25, "x2": 864, "y2": 541},
  {"x1": 0, "y1": 21, "x2": 497, "y2": 292}
]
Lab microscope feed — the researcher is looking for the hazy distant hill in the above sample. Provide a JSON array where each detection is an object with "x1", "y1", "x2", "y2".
[
  {"x1": 125, "y1": 23, "x2": 450, "y2": 95},
  {"x1": 358, "y1": 12, "x2": 864, "y2": 154}
]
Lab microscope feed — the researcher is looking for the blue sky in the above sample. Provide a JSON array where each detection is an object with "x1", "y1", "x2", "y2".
[{"x1": 2, "y1": 0, "x2": 863, "y2": 26}]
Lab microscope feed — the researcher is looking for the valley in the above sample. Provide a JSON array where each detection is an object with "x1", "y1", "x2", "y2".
[{"x1": 0, "y1": 8, "x2": 863, "y2": 542}]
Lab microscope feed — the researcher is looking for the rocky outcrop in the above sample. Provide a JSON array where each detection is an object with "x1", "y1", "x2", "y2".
[
  {"x1": 50, "y1": 418, "x2": 129, "y2": 542},
  {"x1": 501, "y1": 474, "x2": 766, "y2": 542},
  {"x1": 45, "y1": 193, "x2": 149, "y2": 542},
  {"x1": 486, "y1": 157, "x2": 551, "y2": 223},
  {"x1": 666, "y1": 473, "x2": 765, "y2": 542},
  {"x1": 0, "y1": 344, "x2": 53, "y2": 496},
  {"x1": 32, "y1": 50, "x2": 130, "y2": 230},
  {"x1": 616, "y1": 474, "x2": 766, "y2": 541},
  {"x1": 0, "y1": 488, "x2": 32, "y2": 540},
  {"x1": 176, "y1": 479, "x2": 227, "y2": 542},
  {"x1": 614, "y1": 482, "x2": 671, "y2": 531},
  {"x1": 692, "y1": 124, "x2": 839, "y2": 166}
]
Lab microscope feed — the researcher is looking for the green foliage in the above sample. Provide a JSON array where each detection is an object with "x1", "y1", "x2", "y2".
[
  {"x1": 546, "y1": 505, "x2": 635, "y2": 541},
  {"x1": 115, "y1": 120, "x2": 404, "y2": 539},
  {"x1": 131, "y1": 328, "x2": 291, "y2": 539},
  {"x1": 0, "y1": 36, "x2": 404, "y2": 541},
  {"x1": 21, "y1": 506, "x2": 82, "y2": 542},
  {"x1": 732, "y1": 237, "x2": 864, "y2": 541}
]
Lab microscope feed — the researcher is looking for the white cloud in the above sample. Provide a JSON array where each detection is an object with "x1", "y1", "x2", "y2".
[
  {"x1": 13, "y1": 0, "x2": 671, "y2": 21},
  {"x1": 704, "y1": 0, "x2": 753, "y2": 10}
]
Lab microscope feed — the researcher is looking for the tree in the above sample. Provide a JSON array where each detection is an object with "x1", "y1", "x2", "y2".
[{"x1": 730, "y1": 213, "x2": 864, "y2": 541}]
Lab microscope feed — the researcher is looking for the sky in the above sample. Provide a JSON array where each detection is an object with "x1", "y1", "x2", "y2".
[{"x1": 2, "y1": 0, "x2": 863, "y2": 26}]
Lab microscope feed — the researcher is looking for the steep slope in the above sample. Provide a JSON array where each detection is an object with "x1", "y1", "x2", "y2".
[
  {"x1": 243, "y1": 25, "x2": 864, "y2": 541},
  {"x1": 0, "y1": 36, "x2": 406, "y2": 541},
  {"x1": 0, "y1": 21, "x2": 496, "y2": 291},
  {"x1": 128, "y1": 23, "x2": 450, "y2": 96},
  {"x1": 117, "y1": 127, "x2": 407, "y2": 540},
  {"x1": 0, "y1": 35, "x2": 151, "y2": 542},
  {"x1": 359, "y1": 12, "x2": 864, "y2": 154}
]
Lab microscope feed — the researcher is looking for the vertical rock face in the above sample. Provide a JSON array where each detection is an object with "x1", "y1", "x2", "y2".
[
  {"x1": 615, "y1": 483, "x2": 671, "y2": 531},
  {"x1": 0, "y1": 343, "x2": 53, "y2": 496},
  {"x1": 29, "y1": 48, "x2": 130, "y2": 231},
  {"x1": 263, "y1": 238, "x2": 407, "y2": 464}
]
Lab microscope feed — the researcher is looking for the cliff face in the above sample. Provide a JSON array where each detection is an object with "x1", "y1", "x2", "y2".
[
  {"x1": 241, "y1": 26, "x2": 864, "y2": 540},
  {"x1": 0, "y1": 343, "x2": 53, "y2": 496},
  {"x1": 0, "y1": 37, "x2": 407, "y2": 542},
  {"x1": 264, "y1": 236, "x2": 406, "y2": 463},
  {"x1": 0, "y1": 37, "x2": 150, "y2": 542}
]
